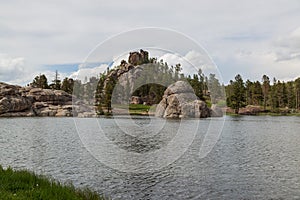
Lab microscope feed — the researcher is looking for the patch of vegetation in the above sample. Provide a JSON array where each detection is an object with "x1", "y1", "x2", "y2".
[
  {"x1": 129, "y1": 104, "x2": 151, "y2": 115},
  {"x1": 226, "y1": 75, "x2": 300, "y2": 114},
  {"x1": 0, "y1": 165, "x2": 106, "y2": 200}
]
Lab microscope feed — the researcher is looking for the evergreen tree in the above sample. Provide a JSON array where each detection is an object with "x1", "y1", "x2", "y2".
[
  {"x1": 269, "y1": 78, "x2": 278, "y2": 110},
  {"x1": 262, "y1": 75, "x2": 270, "y2": 110},
  {"x1": 287, "y1": 81, "x2": 296, "y2": 109},
  {"x1": 208, "y1": 73, "x2": 222, "y2": 103},
  {"x1": 50, "y1": 70, "x2": 61, "y2": 90},
  {"x1": 295, "y1": 78, "x2": 300, "y2": 110},
  {"x1": 228, "y1": 74, "x2": 246, "y2": 114},
  {"x1": 61, "y1": 77, "x2": 74, "y2": 94},
  {"x1": 252, "y1": 81, "x2": 263, "y2": 106},
  {"x1": 31, "y1": 74, "x2": 49, "y2": 89},
  {"x1": 245, "y1": 80, "x2": 253, "y2": 105}
]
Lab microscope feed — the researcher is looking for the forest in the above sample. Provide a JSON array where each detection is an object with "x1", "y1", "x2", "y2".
[{"x1": 28, "y1": 55, "x2": 300, "y2": 115}]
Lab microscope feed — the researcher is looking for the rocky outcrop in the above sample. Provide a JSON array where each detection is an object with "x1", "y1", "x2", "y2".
[
  {"x1": 99, "y1": 52, "x2": 158, "y2": 107},
  {"x1": 225, "y1": 105, "x2": 263, "y2": 115},
  {"x1": 128, "y1": 49, "x2": 149, "y2": 66},
  {"x1": 27, "y1": 88, "x2": 72, "y2": 104},
  {"x1": 0, "y1": 82, "x2": 95, "y2": 117},
  {"x1": 0, "y1": 83, "x2": 32, "y2": 115},
  {"x1": 131, "y1": 96, "x2": 143, "y2": 104},
  {"x1": 155, "y1": 81, "x2": 213, "y2": 118},
  {"x1": 100, "y1": 50, "x2": 151, "y2": 101}
]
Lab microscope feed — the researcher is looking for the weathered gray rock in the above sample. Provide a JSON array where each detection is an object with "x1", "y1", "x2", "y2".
[
  {"x1": 0, "y1": 82, "x2": 21, "y2": 97},
  {"x1": 0, "y1": 96, "x2": 32, "y2": 114},
  {"x1": 28, "y1": 88, "x2": 72, "y2": 104},
  {"x1": 0, "y1": 82, "x2": 88, "y2": 117},
  {"x1": 164, "y1": 81, "x2": 194, "y2": 95},
  {"x1": 131, "y1": 96, "x2": 143, "y2": 104},
  {"x1": 128, "y1": 49, "x2": 149, "y2": 66},
  {"x1": 211, "y1": 104, "x2": 224, "y2": 117},
  {"x1": 0, "y1": 82, "x2": 32, "y2": 115},
  {"x1": 155, "y1": 81, "x2": 212, "y2": 118}
]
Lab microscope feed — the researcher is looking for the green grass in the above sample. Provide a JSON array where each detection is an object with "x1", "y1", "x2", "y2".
[
  {"x1": 225, "y1": 112, "x2": 240, "y2": 116},
  {"x1": 111, "y1": 104, "x2": 151, "y2": 115},
  {"x1": 0, "y1": 165, "x2": 106, "y2": 200},
  {"x1": 129, "y1": 104, "x2": 151, "y2": 113}
]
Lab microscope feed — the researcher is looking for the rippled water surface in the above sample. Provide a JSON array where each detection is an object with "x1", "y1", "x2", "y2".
[{"x1": 1, "y1": 116, "x2": 300, "y2": 199}]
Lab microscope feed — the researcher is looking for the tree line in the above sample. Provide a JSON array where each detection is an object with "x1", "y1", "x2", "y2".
[
  {"x1": 94, "y1": 57, "x2": 225, "y2": 114},
  {"x1": 28, "y1": 65, "x2": 300, "y2": 115},
  {"x1": 226, "y1": 74, "x2": 300, "y2": 114},
  {"x1": 29, "y1": 70, "x2": 75, "y2": 94}
]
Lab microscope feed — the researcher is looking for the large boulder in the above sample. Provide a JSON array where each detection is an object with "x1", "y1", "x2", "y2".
[
  {"x1": 0, "y1": 96, "x2": 32, "y2": 114},
  {"x1": 0, "y1": 82, "x2": 32, "y2": 114},
  {"x1": 155, "y1": 81, "x2": 211, "y2": 118},
  {"x1": 238, "y1": 105, "x2": 262, "y2": 115},
  {"x1": 28, "y1": 88, "x2": 72, "y2": 105}
]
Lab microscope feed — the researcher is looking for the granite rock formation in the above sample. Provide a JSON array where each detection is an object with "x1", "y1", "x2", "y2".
[
  {"x1": 0, "y1": 82, "x2": 94, "y2": 117},
  {"x1": 155, "y1": 81, "x2": 213, "y2": 118},
  {"x1": 128, "y1": 49, "x2": 149, "y2": 66}
]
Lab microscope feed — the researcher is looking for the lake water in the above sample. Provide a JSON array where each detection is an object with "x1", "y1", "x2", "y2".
[{"x1": 1, "y1": 116, "x2": 300, "y2": 199}]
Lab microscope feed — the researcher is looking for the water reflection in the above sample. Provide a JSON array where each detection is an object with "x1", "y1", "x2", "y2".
[{"x1": 0, "y1": 116, "x2": 300, "y2": 199}]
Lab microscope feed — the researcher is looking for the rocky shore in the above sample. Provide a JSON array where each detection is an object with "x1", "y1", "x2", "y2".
[
  {"x1": 0, "y1": 81, "x2": 225, "y2": 118},
  {"x1": 0, "y1": 82, "x2": 95, "y2": 117}
]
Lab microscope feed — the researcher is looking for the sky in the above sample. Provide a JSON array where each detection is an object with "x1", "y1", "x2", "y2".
[{"x1": 1, "y1": 0, "x2": 300, "y2": 85}]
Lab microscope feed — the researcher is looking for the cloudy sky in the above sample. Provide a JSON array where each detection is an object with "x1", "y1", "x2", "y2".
[{"x1": 1, "y1": 0, "x2": 300, "y2": 85}]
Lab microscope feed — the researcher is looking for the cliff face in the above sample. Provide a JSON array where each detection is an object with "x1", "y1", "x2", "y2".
[{"x1": 0, "y1": 82, "x2": 93, "y2": 117}]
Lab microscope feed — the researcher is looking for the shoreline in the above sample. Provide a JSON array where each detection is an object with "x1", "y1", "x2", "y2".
[
  {"x1": 1, "y1": 112, "x2": 300, "y2": 118},
  {"x1": 0, "y1": 165, "x2": 106, "y2": 200},
  {"x1": 225, "y1": 112, "x2": 300, "y2": 117}
]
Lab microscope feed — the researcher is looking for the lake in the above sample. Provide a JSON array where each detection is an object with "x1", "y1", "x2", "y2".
[{"x1": 1, "y1": 116, "x2": 300, "y2": 199}]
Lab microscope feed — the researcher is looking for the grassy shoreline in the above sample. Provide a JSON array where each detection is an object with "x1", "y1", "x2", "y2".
[{"x1": 0, "y1": 165, "x2": 106, "y2": 200}]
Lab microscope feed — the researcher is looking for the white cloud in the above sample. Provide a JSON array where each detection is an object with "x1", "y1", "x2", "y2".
[
  {"x1": 274, "y1": 27, "x2": 300, "y2": 61},
  {"x1": 0, "y1": 54, "x2": 75, "y2": 86},
  {"x1": 69, "y1": 64, "x2": 108, "y2": 82},
  {"x1": 230, "y1": 27, "x2": 300, "y2": 82},
  {"x1": 158, "y1": 50, "x2": 218, "y2": 78},
  {"x1": 0, "y1": 54, "x2": 26, "y2": 84},
  {"x1": 1, "y1": 0, "x2": 300, "y2": 84}
]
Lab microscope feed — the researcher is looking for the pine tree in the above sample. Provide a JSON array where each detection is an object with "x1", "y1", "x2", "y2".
[
  {"x1": 252, "y1": 81, "x2": 263, "y2": 106},
  {"x1": 228, "y1": 74, "x2": 246, "y2": 114},
  {"x1": 31, "y1": 74, "x2": 49, "y2": 89},
  {"x1": 262, "y1": 75, "x2": 270, "y2": 110},
  {"x1": 287, "y1": 81, "x2": 296, "y2": 109},
  {"x1": 208, "y1": 73, "x2": 222, "y2": 103},
  {"x1": 50, "y1": 70, "x2": 61, "y2": 90},
  {"x1": 61, "y1": 78, "x2": 74, "y2": 94},
  {"x1": 245, "y1": 80, "x2": 253, "y2": 105},
  {"x1": 295, "y1": 78, "x2": 300, "y2": 110}
]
